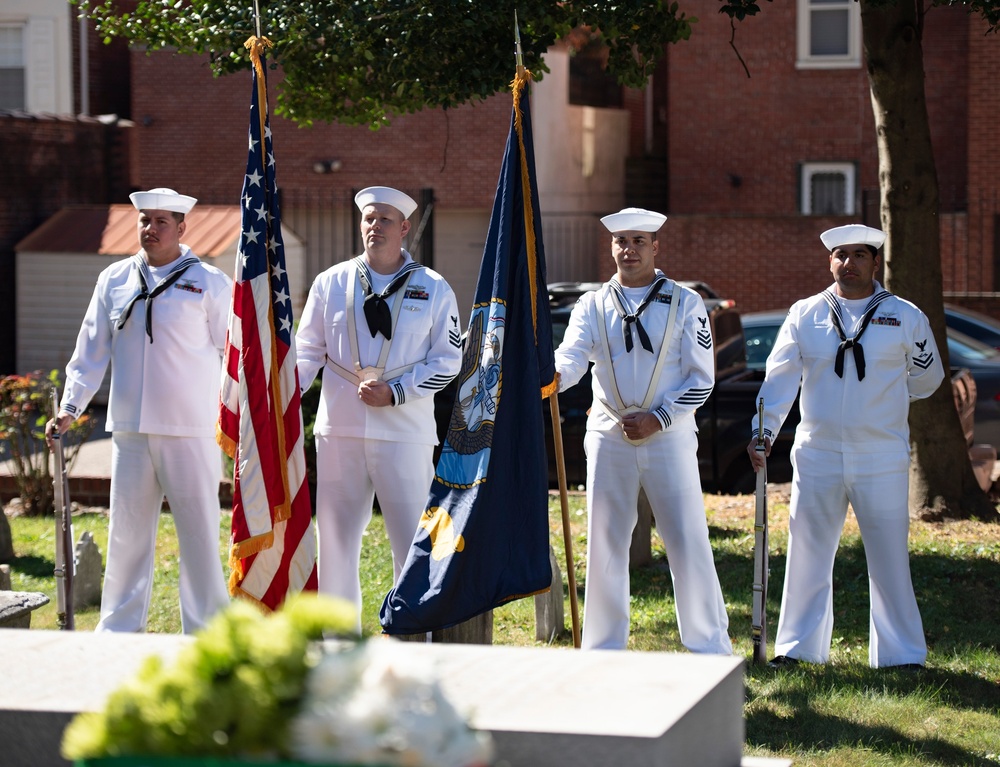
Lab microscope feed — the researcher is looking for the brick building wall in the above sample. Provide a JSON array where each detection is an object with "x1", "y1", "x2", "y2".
[
  {"x1": 663, "y1": 2, "x2": 871, "y2": 218},
  {"x1": 128, "y1": 49, "x2": 511, "y2": 211},
  {"x1": 650, "y1": 1, "x2": 996, "y2": 316},
  {"x1": 119, "y1": 7, "x2": 998, "y2": 319},
  {"x1": 72, "y1": 13, "x2": 134, "y2": 118},
  {"x1": 0, "y1": 112, "x2": 132, "y2": 373},
  {"x1": 961, "y1": 13, "x2": 1000, "y2": 297}
]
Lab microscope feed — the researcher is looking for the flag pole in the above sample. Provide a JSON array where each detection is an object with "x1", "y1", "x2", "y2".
[
  {"x1": 515, "y1": 11, "x2": 581, "y2": 647},
  {"x1": 548, "y1": 394, "x2": 581, "y2": 647}
]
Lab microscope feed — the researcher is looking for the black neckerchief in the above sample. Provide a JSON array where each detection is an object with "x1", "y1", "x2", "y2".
[
  {"x1": 607, "y1": 274, "x2": 668, "y2": 353},
  {"x1": 821, "y1": 287, "x2": 892, "y2": 380},
  {"x1": 117, "y1": 254, "x2": 200, "y2": 343},
  {"x1": 355, "y1": 257, "x2": 421, "y2": 340}
]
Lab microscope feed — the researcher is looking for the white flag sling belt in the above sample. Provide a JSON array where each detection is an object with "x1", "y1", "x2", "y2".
[
  {"x1": 592, "y1": 281, "x2": 679, "y2": 445},
  {"x1": 752, "y1": 397, "x2": 768, "y2": 665},
  {"x1": 324, "y1": 259, "x2": 421, "y2": 385},
  {"x1": 50, "y1": 388, "x2": 74, "y2": 631}
]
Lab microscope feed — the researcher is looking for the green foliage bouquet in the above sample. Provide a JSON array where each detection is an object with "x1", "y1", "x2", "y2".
[{"x1": 62, "y1": 595, "x2": 493, "y2": 767}]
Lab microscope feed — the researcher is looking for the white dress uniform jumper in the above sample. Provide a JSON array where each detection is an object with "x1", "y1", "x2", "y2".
[
  {"x1": 60, "y1": 245, "x2": 233, "y2": 633},
  {"x1": 555, "y1": 274, "x2": 733, "y2": 653},
  {"x1": 296, "y1": 251, "x2": 462, "y2": 631},
  {"x1": 752, "y1": 283, "x2": 944, "y2": 666}
]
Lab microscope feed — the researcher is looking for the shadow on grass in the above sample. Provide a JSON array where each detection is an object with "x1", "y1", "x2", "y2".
[
  {"x1": 745, "y1": 664, "x2": 1000, "y2": 765},
  {"x1": 625, "y1": 531, "x2": 1000, "y2": 660},
  {"x1": 710, "y1": 536, "x2": 1000, "y2": 653},
  {"x1": 8, "y1": 553, "x2": 54, "y2": 578},
  {"x1": 707, "y1": 523, "x2": 746, "y2": 540}
]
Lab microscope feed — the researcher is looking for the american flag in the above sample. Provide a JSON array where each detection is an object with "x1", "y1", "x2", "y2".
[{"x1": 217, "y1": 36, "x2": 318, "y2": 609}]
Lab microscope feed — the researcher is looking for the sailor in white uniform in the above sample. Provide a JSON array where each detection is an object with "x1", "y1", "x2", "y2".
[
  {"x1": 748, "y1": 224, "x2": 944, "y2": 669},
  {"x1": 555, "y1": 207, "x2": 733, "y2": 653},
  {"x1": 47, "y1": 187, "x2": 232, "y2": 634},
  {"x1": 296, "y1": 186, "x2": 462, "y2": 631}
]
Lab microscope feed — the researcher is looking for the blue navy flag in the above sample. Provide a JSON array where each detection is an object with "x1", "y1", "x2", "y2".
[{"x1": 380, "y1": 68, "x2": 557, "y2": 634}]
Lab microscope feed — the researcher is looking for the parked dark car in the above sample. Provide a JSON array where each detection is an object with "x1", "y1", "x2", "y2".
[
  {"x1": 945, "y1": 329, "x2": 1000, "y2": 446},
  {"x1": 740, "y1": 309, "x2": 1000, "y2": 447}
]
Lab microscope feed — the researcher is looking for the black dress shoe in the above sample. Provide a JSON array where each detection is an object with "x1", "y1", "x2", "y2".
[
  {"x1": 885, "y1": 663, "x2": 925, "y2": 672},
  {"x1": 768, "y1": 655, "x2": 799, "y2": 668}
]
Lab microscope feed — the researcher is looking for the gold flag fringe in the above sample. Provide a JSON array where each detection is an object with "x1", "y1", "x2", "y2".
[
  {"x1": 245, "y1": 36, "x2": 273, "y2": 138},
  {"x1": 511, "y1": 67, "x2": 538, "y2": 342},
  {"x1": 512, "y1": 68, "x2": 558, "y2": 400}
]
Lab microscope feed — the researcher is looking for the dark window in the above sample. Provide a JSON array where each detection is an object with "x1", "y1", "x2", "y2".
[
  {"x1": 0, "y1": 25, "x2": 25, "y2": 110},
  {"x1": 810, "y1": 172, "x2": 847, "y2": 215}
]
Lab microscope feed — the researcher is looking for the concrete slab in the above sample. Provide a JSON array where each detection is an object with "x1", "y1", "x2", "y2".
[
  {"x1": 0, "y1": 630, "x2": 189, "y2": 767},
  {"x1": 0, "y1": 629, "x2": 746, "y2": 767}
]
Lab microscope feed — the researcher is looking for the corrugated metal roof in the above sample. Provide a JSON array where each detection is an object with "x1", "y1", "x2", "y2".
[{"x1": 15, "y1": 204, "x2": 242, "y2": 259}]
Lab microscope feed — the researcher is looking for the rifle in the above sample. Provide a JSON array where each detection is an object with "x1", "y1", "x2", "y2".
[
  {"x1": 50, "y1": 389, "x2": 75, "y2": 631},
  {"x1": 751, "y1": 397, "x2": 768, "y2": 665}
]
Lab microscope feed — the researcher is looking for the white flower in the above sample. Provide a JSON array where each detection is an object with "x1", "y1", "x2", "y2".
[{"x1": 291, "y1": 641, "x2": 493, "y2": 767}]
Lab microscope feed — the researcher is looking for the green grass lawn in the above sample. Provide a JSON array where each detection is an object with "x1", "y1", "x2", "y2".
[{"x1": 5, "y1": 491, "x2": 1000, "y2": 766}]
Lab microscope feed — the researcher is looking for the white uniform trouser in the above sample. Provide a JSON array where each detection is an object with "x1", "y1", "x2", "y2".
[
  {"x1": 315, "y1": 435, "x2": 434, "y2": 633},
  {"x1": 582, "y1": 427, "x2": 732, "y2": 653},
  {"x1": 97, "y1": 433, "x2": 230, "y2": 634},
  {"x1": 774, "y1": 445, "x2": 926, "y2": 667}
]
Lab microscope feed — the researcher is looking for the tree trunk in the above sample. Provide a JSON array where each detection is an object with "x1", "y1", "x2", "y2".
[{"x1": 861, "y1": 0, "x2": 996, "y2": 521}]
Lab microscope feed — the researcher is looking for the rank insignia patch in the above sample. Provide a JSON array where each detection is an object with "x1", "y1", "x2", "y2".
[
  {"x1": 912, "y1": 338, "x2": 935, "y2": 369},
  {"x1": 696, "y1": 316, "x2": 713, "y2": 349}
]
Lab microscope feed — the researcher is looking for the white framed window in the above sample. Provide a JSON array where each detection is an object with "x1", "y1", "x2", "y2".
[
  {"x1": 0, "y1": 24, "x2": 25, "y2": 110},
  {"x1": 801, "y1": 162, "x2": 856, "y2": 215},
  {"x1": 0, "y1": 3, "x2": 72, "y2": 114},
  {"x1": 796, "y1": 0, "x2": 861, "y2": 69}
]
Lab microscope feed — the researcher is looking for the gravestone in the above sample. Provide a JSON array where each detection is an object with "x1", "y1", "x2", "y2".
[
  {"x1": 0, "y1": 563, "x2": 11, "y2": 590},
  {"x1": 534, "y1": 545, "x2": 565, "y2": 642},
  {"x1": 396, "y1": 610, "x2": 495, "y2": 645},
  {"x1": 432, "y1": 610, "x2": 493, "y2": 643},
  {"x1": 72, "y1": 532, "x2": 102, "y2": 609}
]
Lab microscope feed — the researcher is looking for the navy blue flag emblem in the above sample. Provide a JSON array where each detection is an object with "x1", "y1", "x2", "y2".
[{"x1": 380, "y1": 68, "x2": 557, "y2": 634}]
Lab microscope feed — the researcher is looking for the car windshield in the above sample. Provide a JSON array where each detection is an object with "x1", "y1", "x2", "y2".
[
  {"x1": 552, "y1": 318, "x2": 569, "y2": 347},
  {"x1": 744, "y1": 324, "x2": 780, "y2": 368},
  {"x1": 742, "y1": 316, "x2": 784, "y2": 370},
  {"x1": 945, "y1": 306, "x2": 1000, "y2": 348},
  {"x1": 947, "y1": 328, "x2": 1000, "y2": 362}
]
